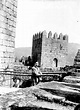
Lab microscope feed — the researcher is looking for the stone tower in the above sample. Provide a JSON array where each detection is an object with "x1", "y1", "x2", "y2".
[
  {"x1": 74, "y1": 49, "x2": 80, "y2": 69},
  {"x1": 32, "y1": 30, "x2": 68, "y2": 69},
  {"x1": 0, "y1": 0, "x2": 17, "y2": 86}
]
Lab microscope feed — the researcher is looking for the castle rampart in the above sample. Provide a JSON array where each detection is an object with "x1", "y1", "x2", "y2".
[{"x1": 33, "y1": 30, "x2": 68, "y2": 42}]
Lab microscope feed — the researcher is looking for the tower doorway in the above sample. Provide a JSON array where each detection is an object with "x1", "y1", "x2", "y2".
[{"x1": 53, "y1": 58, "x2": 58, "y2": 67}]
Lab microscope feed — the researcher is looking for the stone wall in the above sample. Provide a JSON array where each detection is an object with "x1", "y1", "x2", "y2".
[
  {"x1": 32, "y1": 30, "x2": 68, "y2": 70},
  {"x1": 0, "y1": 0, "x2": 17, "y2": 86}
]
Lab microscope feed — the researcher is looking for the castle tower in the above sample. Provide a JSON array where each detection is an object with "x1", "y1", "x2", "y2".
[
  {"x1": 0, "y1": 0, "x2": 17, "y2": 86},
  {"x1": 32, "y1": 31, "x2": 68, "y2": 70}
]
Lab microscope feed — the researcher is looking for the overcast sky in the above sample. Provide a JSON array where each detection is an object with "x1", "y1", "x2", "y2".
[{"x1": 15, "y1": 0, "x2": 80, "y2": 48}]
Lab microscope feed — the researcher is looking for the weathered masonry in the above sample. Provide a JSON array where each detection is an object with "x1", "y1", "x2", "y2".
[
  {"x1": 32, "y1": 30, "x2": 68, "y2": 69},
  {"x1": 0, "y1": 0, "x2": 17, "y2": 86},
  {"x1": 73, "y1": 49, "x2": 80, "y2": 71}
]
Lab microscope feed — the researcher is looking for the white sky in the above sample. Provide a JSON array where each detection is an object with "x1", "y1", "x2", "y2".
[{"x1": 15, "y1": 0, "x2": 80, "y2": 48}]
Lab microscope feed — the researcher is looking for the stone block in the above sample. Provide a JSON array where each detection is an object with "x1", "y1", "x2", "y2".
[
  {"x1": 12, "y1": 31, "x2": 15, "y2": 37},
  {"x1": 0, "y1": 45, "x2": 6, "y2": 51},
  {"x1": 5, "y1": 1, "x2": 11, "y2": 8},
  {"x1": 0, "y1": 3, "x2": 3, "y2": 10},
  {"x1": 10, "y1": 10, "x2": 14, "y2": 16},
  {"x1": 6, "y1": 46, "x2": 14, "y2": 52},
  {"x1": 0, "y1": 15, "x2": 4, "y2": 22},
  {"x1": 0, "y1": 51, "x2": 4, "y2": 57},
  {"x1": 59, "y1": 33, "x2": 63, "y2": 40},
  {"x1": 0, "y1": 21, "x2": 6, "y2": 29},
  {"x1": 42, "y1": 30, "x2": 47, "y2": 37},
  {"x1": 10, "y1": 15, "x2": 14, "y2": 21},
  {"x1": 0, "y1": 10, "x2": 5, "y2": 17},
  {"x1": 14, "y1": 5, "x2": 17, "y2": 12},
  {"x1": 53, "y1": 32, "x2": 58, "y2": 39},
  {"x1": 48, "y1": 31, "x2": 52, "y2": 38},
  {"x1": 0, "y1": 39, "x2": 3, "y2": 45}
]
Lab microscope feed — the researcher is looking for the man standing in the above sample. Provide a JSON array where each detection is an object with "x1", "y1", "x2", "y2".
[{"x1": 32, "y1": 62, "x2": 42, "y2": 85}]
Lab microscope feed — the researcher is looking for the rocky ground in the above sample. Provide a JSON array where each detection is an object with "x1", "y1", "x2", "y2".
[{"x1": 0, "y1": 79, "x2": 80, "y2": 110}]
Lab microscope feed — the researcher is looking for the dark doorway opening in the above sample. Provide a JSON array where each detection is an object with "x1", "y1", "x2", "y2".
[{"x1": 53, "y1": 58, "x2": 58, "y2": 67}]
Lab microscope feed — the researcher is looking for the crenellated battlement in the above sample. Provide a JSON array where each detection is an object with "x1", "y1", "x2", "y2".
[
  {"x1": 33, "y1": 30, "x2": 68, "y2": 42},
  {"x1": 33, "y1": 32, "x2": 43, "y2": 40}
]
